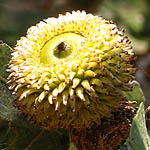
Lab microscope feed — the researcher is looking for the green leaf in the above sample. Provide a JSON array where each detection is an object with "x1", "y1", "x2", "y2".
[
  {"x1": 0, "y1": 123, "x2": 69, "y2": 150},
  {"x1": 0, "y1": 41, "x2": 17, "y2": 122},
  {"x1": 0, "y1": 82, "x2": 19, "y2": 122},
  {"x1": 123, "y1": 80, "x2": 145, "y2": 106},
  {"x1": 0, "y1": 41, "x2": 12, "y2": 79},
  {"x1": 127, "y1": 102, "x2": 150, "y2": 150}
]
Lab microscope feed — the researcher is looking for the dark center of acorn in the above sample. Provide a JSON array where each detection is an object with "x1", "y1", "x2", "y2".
[
  {"x1": 56, "y1": 42, "x2": 68, "y2": 53},
  {"x1": 53, "y1": 41, "x2": 72, "y2": 58}
]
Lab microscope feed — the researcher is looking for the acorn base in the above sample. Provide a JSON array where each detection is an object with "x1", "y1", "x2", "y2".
[{"x1": 69, "y1": 102, "x2": 136, "y2": 150}]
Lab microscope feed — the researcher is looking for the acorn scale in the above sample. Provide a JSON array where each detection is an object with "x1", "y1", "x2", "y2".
[{"x1": 7, "y1": 11, "x2": 136, "y2": 128}]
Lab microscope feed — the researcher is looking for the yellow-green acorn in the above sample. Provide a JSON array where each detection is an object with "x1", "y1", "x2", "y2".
[{"x1": 7, "y1": 11, "x2": 136, "y2": 128}]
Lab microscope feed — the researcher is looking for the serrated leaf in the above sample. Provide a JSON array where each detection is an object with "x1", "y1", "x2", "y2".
[
  {"x1": 127, "y1": 102, "x2": 150, "y2": 150},
  {"x1": 123, "y1": 80, "x2": 145, "y2": 106}
]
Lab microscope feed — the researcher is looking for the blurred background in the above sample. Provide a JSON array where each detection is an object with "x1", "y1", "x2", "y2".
[{"x1": 0, "y1": 0, "x2": 150, "y2": 104}]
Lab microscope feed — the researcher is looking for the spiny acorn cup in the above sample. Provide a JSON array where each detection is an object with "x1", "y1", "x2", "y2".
[{"x1": 7, "y1": 11, "x2": 136, "y2": 129}]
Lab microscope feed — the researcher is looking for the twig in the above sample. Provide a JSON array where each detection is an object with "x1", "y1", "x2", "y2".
[{"x1": 25, "y1": 130, "x2": 45, "y2": 150}]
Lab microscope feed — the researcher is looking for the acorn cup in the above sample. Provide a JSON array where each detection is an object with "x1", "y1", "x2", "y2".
[{"x1": 7, "y1": 10, "x2": 136, "y2": 149}]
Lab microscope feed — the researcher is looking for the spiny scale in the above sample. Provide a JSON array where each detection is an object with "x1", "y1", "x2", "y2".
[{"x1": 7, "y1": 10, "x2": 136, "y2": 128}]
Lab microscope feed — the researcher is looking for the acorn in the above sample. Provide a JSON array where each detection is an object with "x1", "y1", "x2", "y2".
[{"x1": 7, "y1": 11, "x2": 136, "y2": 129}]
